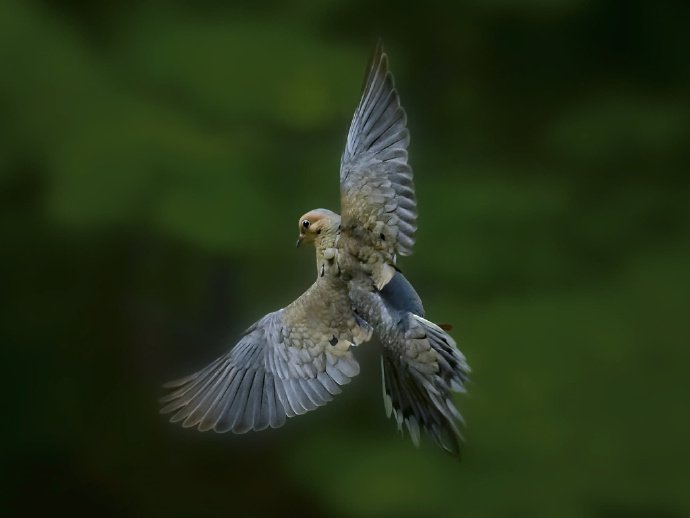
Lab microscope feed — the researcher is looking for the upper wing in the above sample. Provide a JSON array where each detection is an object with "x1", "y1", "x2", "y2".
[
  {"x1": 340, "y1": 43, "x2": 417, "y2": 257},
  {"x1": 160, "y1": 276, "x2": 371, "y2": 433}
]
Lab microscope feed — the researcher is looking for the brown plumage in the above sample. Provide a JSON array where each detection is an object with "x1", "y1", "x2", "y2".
[{"x1": 161, "y1": 43, "x2": 470, "y2": 455}]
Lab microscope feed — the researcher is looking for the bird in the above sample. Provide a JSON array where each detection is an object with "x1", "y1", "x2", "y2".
[{"x1": 160, "y1": 43, "x2": 470, "y2": 455}]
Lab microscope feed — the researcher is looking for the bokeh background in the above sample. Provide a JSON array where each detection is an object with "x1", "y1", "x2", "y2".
[{"x1": 2, "y1": 0, "x2": 689, "y2": 516}]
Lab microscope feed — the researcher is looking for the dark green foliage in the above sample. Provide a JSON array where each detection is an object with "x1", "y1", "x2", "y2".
[{"x1": 1, "y1": 0, "x2": 689, "y2": 516}]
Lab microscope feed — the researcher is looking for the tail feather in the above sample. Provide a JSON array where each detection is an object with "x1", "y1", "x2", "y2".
[
  {"x1": 381, "y1": 314, "x2": 470, "y2": 456},
  {"x1": 352, "y1": 270, "x2": 470, "y2": 455}
]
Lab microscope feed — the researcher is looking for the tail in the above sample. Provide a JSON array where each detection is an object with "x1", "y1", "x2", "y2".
[
  {"x1": 381, "y1": 315, "x2": 469, "y2": 455},
  {"x1": 349, "y1": 271, "x2": 470, "y2": 454},
  {"x1": 378, "y1": 274, "x2": 470, "y2": 455}
]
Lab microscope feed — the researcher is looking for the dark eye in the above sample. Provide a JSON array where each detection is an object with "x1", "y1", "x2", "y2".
[{"x1": 302, "y1": 220, "x2": 310, "y2": 229}]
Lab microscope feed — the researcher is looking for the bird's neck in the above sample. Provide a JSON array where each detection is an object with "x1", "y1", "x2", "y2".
[{"x1": 314, "y1": 222, "x2": 340, "y2": 275}]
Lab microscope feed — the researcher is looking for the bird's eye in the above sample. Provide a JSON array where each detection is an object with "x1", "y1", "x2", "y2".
[{"x1": 302, "y1": 220, "x2": 310, "y2": 229}]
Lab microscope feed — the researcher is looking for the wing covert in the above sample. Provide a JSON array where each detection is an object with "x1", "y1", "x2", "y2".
[
  {"x1": 160, "y1": 276, "x2": 370, "y2": 433},
  {"x1": 340, "y1": 43, "x2": 417, "y2": 257}
]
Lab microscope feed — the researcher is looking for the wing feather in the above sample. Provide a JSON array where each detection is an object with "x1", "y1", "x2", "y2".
[
  {"x1": 340, "y1": 43, "x2": 417, "y2": 258},
  {"x1": 161, "y1": 276, "x2": 368, "y2": 433}
]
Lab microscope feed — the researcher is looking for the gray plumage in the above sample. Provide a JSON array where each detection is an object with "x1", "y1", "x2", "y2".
[
  {"x1": 350, "y1": 272, "x2": 470, "y2": 455},
  {"x1": 340, "y1": 42, "x2": 417, "y2": 262},
  {"x1": 161, "y1": 266, "x2": 369, "y2": 433},
  {"x1": 161, "y1": 43, "x2": 470, "y2": 456}
]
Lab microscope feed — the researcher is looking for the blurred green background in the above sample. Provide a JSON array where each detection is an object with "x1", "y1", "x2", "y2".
[{"x1": 2, "y1": 0, "x2": 689, "y2": 516}]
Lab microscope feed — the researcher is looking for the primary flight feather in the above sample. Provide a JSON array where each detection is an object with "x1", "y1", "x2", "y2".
[{"x1": 161, "y1": 43, "x2": 470, "y2": 455}]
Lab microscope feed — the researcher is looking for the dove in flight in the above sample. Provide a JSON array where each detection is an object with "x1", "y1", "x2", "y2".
[{"x1": 161, "y1": 43, "x2": 470, "y2": 455}]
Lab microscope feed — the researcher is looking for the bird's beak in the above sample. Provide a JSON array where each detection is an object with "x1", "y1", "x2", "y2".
[{"x1": 296, "y1": 235, "x2": 303, "y2": 248}]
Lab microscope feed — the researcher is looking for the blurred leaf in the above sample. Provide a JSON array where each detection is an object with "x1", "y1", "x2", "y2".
[
  {"x1": 118, "y1": 9, "x2": 362, "y2": 128},
  {"x1": 544, "y1": 95, "x2": 690, "y2": 163}
]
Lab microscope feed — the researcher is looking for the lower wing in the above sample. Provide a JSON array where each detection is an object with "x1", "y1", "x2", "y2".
[{"x1": 160, "y1": 278, "x2": 369, "y2": 434}]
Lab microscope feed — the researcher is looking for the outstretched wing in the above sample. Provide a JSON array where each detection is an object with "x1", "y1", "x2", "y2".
[
  {"x1": 160, "y1": 276, "x2": 371, "y2": 433},
  {"x1": 340, "y1": 42, "x2": 417, "y2": 258}
]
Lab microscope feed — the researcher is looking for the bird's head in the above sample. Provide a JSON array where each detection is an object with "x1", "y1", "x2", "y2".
[{"x1": 296, "y1": 208, "x2": 340, "y2": 248}]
